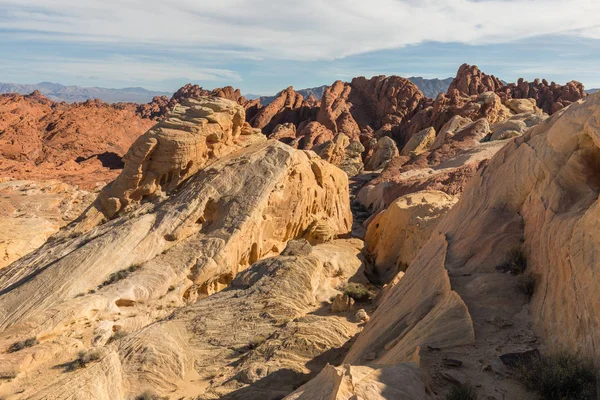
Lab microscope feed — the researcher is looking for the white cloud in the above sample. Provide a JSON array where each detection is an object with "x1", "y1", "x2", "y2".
[
  {"x1": 1, "y1": 54, "x2": 242, "y2": 87},
  {"x1": 1, "y1": 0, "x2": 599, "y2": 61}
]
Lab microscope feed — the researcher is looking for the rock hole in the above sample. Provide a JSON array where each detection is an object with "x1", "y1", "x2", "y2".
[{"x1": 115, "y1": 299, "x2": 136, "y2": 307}]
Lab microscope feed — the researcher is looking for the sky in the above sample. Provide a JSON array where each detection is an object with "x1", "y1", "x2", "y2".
[{"x1": 1, "y1": 0, "x2": 600, "y2": 95}]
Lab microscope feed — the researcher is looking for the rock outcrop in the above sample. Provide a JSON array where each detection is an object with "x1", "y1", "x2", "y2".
[
  {"x1": 0, "y1": 96, "x2": 355, "y2": 398},
  {"x1": 250, "y1": 87, "x2": 317, "y2": 135},
  {"x1": 317, "y1": 77, "x2": 425, "y2": 142},
  {"x1": 84, "y1": 96, "x2": 261, "y2": 222},
  {"x1": 0, "y1": 180, "x2": 94, "y2": 269},
  {"x1": 446, "y1": 63, "x2": 504, "y2": 96},
  {"x1": 499, "y1": 77, "x2": 586, "y2": 114},
  {"x1": 364, "y1": 136, "x2": 399, "y2": 171},
  {"x1": 313, "y1": 133, "x2": 364, "y2": 176},
  {"x1": 308, "y1": 93, "x2": 600, "y2": 399},
  {"x1": 400, "y1": 127, "x2": 436, "y2": 157},
  {"x1": 358, "y1": 100, "x2": 549, "y2": 213},
  {"x1": 365, "y1": 190, "x2": 457, "y2": 283}
]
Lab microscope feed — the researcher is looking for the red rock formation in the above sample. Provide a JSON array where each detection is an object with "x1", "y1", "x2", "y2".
[
  {"x1": 137, "y1": 84, "x2": 262, "y2": 120},
  {"x1": 317, "y1": 76, "x2": 425, "y2": 142},
  {"x1": 447, "y1": 63, "x2": 587, "y2": 115},
  {"x1": 498, "y1": 78, "x2": 586, "y2": 114},
  {"x1": 249, "y1": 86, "x2": 318, "y2": 135},
  {"x1": 447, "y1": 63, "x2": 504, "y2": 96},
  {"x1": 0, "y1": 92, "x2": 155, "y2": 188}
]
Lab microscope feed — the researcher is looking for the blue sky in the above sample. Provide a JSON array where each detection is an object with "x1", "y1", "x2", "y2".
[{"x1": 1, "y1": 0, "x2": 600, "y2": 95}]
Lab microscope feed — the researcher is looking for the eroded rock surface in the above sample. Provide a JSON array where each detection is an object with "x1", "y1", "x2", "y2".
[
  {"x1": 87, "y1": 96, "x2": 262, "y2": 222},
  {"x1": 0, "y1": 180, "x2": 94, "y2": 269},
  {"x1": 365, "y1": 190, "x2": 457, "y2": 283}
]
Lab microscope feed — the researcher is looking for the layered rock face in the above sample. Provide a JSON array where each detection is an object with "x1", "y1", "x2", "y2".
[
  {"x1": 0, "y1": 180, "x2": 94, "y2": 269},
  {"x1": 0, "y1": 92, "x2": 155, "y2": 188},
  {"x1": 0, "y1": 98, "x2": 357, "y2": 399},
  {"x1": 137, "y1": 84, "x2": 263, "y2": 121},
  {"x1": 364, "y1": 190, "x2": 457, "y2": 283},
  {"x1": 86, "y1": 96, "x2": 261, "y2": 222}
]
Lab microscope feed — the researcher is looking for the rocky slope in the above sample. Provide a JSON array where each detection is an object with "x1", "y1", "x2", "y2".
[
  {"x1": 0, "y1": 97, "x2": 362, "y2": 399},
  {"x1": 290, "y1": 91, "x2": 600, "y2": 400},
  {"x1": 0, "y1": 67, "x2": 598, "y2": 400},
  {"x1": 0, "y1": 91, "x2": 155, "y2": 188}
]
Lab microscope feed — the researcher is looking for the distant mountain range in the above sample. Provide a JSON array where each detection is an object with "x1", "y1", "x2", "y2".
[
  {"x1": 586, "y1": 88, "x2": 599, "y2": 94},
  {"x1": 0, "y1": 82, "x2": 171, "y2": 103},
  {"x1": 407, "y1": 76, "x2": 454, "y2": 98},
  {"x1": 247, "y1": 85, "x2": 329, "y2": 105},
  {"x1": 0, "y1": 76, "x2": 469, "y2": 105}
]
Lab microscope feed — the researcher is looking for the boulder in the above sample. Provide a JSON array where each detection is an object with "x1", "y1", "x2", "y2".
[
  {"x1": 365, "y1": 190, "x2": 458, "y2": 283},
  {"x1": 365, "y1": 136, "x2": 399, "y2": 170},
  {"x1": 400, "y1": 127, "x2": 436, "y2": 157}
]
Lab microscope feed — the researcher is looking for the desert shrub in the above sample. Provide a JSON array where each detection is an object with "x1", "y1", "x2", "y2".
[
  {"x1": 0, "y1": 371, "x2": 17, "y2": 380},
  {"x1": 516, "y1": 353, "x2": 597, "y2": 400},
  {"x1": 445, "y1": 383, "x2": 477, "y2": 400},
  {"x1": 343, "y1": 283, "x2": 370, "y2": 302},
  {"x1": 135, "y1": 391, "x2": 167, "y2": 400},
  {"x1": 498, "y1": 248, "x2": 527, "y2": 274},
  {"x1": 62, "y1": 349, "x2": 101, "y2": 372},
  {"x1": 107, "y1": 330, "x2": 128, "y2": 344},
  {"x1": 99, "y1": 265, "x2": 141, "y2": 288},
  {"x1": 517, "y1": 273, "x2": 537, "y2": 297},
  {"x1": 7, "y1": 337, "x2": 38, "y2": 353}
]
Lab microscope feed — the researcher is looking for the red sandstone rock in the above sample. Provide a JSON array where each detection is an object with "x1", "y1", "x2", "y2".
[
  {"x1": 447, "y1": 63, "x2": 504, "y2": 96},
  {"x1": 249, "y1": 86, "x2": 317, "y2": 135},
  {"x1": 0, "y1": 92, "x2": 154, "y2": 188}
]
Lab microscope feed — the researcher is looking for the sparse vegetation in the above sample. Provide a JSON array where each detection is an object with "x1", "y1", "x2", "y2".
[
  {"x1": 248, "y1": 335, "x2": 267, "y2": 350},
  {"x1": 517, "y1": 272, "x2": 537, "y2": 297},
  {"x1": 7, "y1": 337, "x2": 38, "y2": 353},
  {"x1": 343, "y1": 283, "x2": 370, "y2": 302},
  {"x1": 445, "y1": 383, "x2": 478, "y2": 400},
  {"x1": 135, "y1": 391, "x2": 168, "y2": 400},
  {"x1": 0, "y1": 371, "x2": 17, "y2": 381},
  {"x1": 61, "y1": 349, "x2": 101, "y2": 372},
  {"x1": 498, "y1": 248, "x2": 527, "y2": 274},
  {"x1": 98, "y1": 264, "x2": 141, "y2": 288},
  {"x1": 107, "y1": 330, "x2": 128, "y2": 344},
  {"x1": 516, "y1": 353, "x2": 597, "y2": 400}
]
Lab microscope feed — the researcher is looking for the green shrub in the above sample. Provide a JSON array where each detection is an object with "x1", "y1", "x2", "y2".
[
  {"x1": 7, "y1": 337, "x2": 38, "y2": 353},
  {"x1": 516, "y1": 353, "x2": 597, "y2": 399},
  {"x1": 498, "y1": 248, "x2": 527, "y2": 274},
  {"x1": 62, "y1": 349, "x2": 101, "y2": 372},
  {"x1": 99, "y1": 265, "x2": 141, "y2": 288},
  {"x1": 343, "y1": 283, "x2": 371, "y2": 302},
  {"x1": 135, "y1": 390, "x2": 167, "y2": 400},
  {"x1": 0, "y1": 371, "x2": 17, "y2": 380},
  {"x1": 445, "y1": 383, "x2": 478, "y2": 400},
  {"x1": 107, "y1": 330, "x2": 128, "y2": 344},
  {"x1": 517, "y1": 273, "x2": 537, "y2": 297}
]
